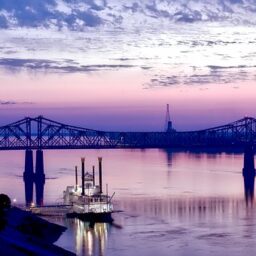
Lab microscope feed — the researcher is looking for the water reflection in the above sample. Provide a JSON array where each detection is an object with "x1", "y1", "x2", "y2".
[
  {"x1": 117, "y1": 196, "x2": 253, "y2": 223},
  {"x1": 244, "y1": 177, "x2": 255, "y2": 206},
  {"x1": 243, "y1": 145, "x2": 256, "y2": 206},
  {"x1": 16, "y1": 148, "x2": 256, "y2": 255},
  {"x1": 66, "y1": 219, "x2": 109, "y2": 256},
  {"x1": 163, "y1": 148, "x2": 173, "y2": 168},
  {"x1": 56, "y1": 196, "x2": 256, "y2": 256}
]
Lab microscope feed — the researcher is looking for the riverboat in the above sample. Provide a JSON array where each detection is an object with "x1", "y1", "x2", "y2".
[{"x1": 63, "y1": 157, "x2": 114, "y2": 223}]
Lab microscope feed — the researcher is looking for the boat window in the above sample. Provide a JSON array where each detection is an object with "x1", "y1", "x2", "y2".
[{"x1": 85, "y1": 183, "x2": 91, "y2": 188}]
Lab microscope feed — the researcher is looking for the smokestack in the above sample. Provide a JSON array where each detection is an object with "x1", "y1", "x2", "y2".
[
  {"x1": 75, "y1": 166, "x2": 78, "y2": 191},
  {"x1": 98, "y1": 157, "x2": 102, "y2": 194},
  {"x1": 92, "y1": 165, "x2": 95, "y2": 186},
  {"x1": 81, "y1": 158, "x2": 85, "y2": 196}
]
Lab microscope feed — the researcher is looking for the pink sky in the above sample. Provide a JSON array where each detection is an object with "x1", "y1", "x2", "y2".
[{"x1": 0, "y1": 70, "x2": 255, "y2": 131}]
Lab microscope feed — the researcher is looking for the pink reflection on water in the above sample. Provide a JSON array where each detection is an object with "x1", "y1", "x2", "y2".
[
  {"x1": 0, "y1": 149, "x2": 247, "y2": 205},
  {"x1": 1, "y1": 149, "x2": 255, "y2": 256}
]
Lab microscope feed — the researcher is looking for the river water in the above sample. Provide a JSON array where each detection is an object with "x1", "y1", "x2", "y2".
[{"x1": 0, "y1": 149, "x2": 255, "y2": 256}]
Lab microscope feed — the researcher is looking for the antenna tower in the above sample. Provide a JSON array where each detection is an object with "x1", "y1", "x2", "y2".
[{"x1": 165, "y1": 104, "x2": 173, "y2": 132}]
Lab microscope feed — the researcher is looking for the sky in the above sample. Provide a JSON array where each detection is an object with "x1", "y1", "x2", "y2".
[{"x1": 0, "y1": 0, "x2": 256, "y2": 131}]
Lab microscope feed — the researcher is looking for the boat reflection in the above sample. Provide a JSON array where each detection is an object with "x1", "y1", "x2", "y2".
[{"x1": 66, "y1": 219, "x2": 110, "y2": 256}]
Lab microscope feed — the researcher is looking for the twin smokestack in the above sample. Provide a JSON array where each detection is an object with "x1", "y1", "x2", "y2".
[
  {"x1": 81, "y1": 158, "x2": 85, "y2": 196},
  {"x1": 77, "y1": 157, "x2": 103, "y2": 195}
]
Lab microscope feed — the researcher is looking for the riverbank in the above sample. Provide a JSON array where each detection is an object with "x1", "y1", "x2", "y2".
[{"x1": 0, "y1": 205, "x2": 75, "y2": 255}]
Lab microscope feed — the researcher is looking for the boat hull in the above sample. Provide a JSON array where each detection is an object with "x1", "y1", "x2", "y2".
[{"x1": 66, "y1": 211, "x2": 113, "y2": 223}]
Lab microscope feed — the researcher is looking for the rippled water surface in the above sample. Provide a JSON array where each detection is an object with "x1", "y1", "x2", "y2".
[{"x1": 0, "y1": 149, "x2": 255, "y2": 255}]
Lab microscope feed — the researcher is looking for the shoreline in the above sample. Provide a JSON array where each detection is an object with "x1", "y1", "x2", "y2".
[{"x1": 0, "y1": 205, "x2": 75, "y2": 256}]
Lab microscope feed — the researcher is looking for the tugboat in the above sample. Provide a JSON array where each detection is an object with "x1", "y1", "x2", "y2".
[{"x1": 63, "y1": 157, "x2": 114, "y2": 223}]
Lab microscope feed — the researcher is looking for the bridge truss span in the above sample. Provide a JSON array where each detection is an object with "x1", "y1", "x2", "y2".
[
  {"x1": 172, "y1": 117, "x2": 256, "y2": 147},
  {"x1": 0, "y1": 116, "x2": 256, "y2": 150}
]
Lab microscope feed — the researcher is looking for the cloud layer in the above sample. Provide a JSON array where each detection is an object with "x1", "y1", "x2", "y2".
[
  {"x1": 1, "y1": 0, "x2": 256, "y2": 30},
  {"x1": 0, "y1": 1, "x2": 255, "y2": 88},
  {"x1": 0, "y1": 58, "x2": 135, "y2": 73}
]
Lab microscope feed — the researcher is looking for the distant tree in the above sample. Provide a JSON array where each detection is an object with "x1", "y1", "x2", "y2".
[
  {"x1": 0, "y1": 194, "x2": 11, "y2": 231},
  {"x1": 0, "y1": 194, "x2": 11, "y2": 210}
]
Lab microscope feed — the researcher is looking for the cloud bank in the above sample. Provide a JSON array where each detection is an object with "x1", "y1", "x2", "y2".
[
  {"x1": 0, "y1": 0, "x2": 256, "y2": 30},
  {"x1": 0, "y1": 0, "x2": 255, "y2": 88},
  {"x1": 0, "y1": 58, "x2": 135, "y2": 73},
  {"x1": 0, "y1": 99, "x2": 34, "y2": 105}
]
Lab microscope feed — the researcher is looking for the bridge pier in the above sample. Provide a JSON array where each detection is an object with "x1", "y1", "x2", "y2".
[
  {"x1": 23, "y1": 149, "x2": 34, "y2": 207},
  {"x1": 35, "y1": 150, "x2": 45, "y2": 206},
  {"x1": 243, "y1": 145, "x2": 255, "y2": 177},
  {"x1": 243, "y1": 144, "x2": 255, "y2": 204}
]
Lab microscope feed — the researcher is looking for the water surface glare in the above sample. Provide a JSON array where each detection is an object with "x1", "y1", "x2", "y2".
[{"x1": 0, "y1": 149, "x2": 255, "y2": 256}]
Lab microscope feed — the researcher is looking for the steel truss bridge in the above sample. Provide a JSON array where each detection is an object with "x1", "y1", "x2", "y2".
[
  {"x1": 0, "y1": 116, "x2": 256, "y2": 150},
  {"x1": 1, "y1": 115, "x2": 255, "y2": 207}
]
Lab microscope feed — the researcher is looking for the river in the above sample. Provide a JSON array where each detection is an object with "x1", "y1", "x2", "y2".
[{"x1": 0, "y1": 149, "x2": 255, "y2": 256}]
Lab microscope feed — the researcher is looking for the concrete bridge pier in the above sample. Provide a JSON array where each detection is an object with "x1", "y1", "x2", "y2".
[
  {"x1": 23, "y1": 149, "x2": 34, "y2": 207},
  {"x1": 243, "y1": 144, "x2": 256, "y2": 204},
  {"x1": 34, "y1": 149, "x2": 45, "y2": 206}
]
